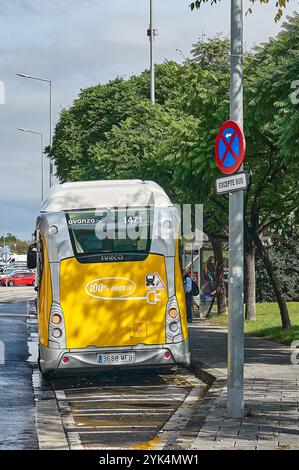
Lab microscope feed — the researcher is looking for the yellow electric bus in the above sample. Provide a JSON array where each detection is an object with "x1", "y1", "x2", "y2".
[{"x1": 28, "y1": 180, "x2": 190, "y2": 378}]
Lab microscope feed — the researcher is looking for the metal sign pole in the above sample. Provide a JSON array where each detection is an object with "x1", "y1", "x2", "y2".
[
  {"x1": 227, "y1": 0, "x2": 244, "y2": 418},
  {"x1": 49, "y1": 80, "x2": 53, "y2": 188}
]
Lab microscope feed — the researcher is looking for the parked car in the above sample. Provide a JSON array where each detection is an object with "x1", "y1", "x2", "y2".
[
  {"x1": 0, "y1": 261, "x2": 28, "y2": 273},
  {"x1": 0, "y1": 269, "x2": 34, "y2": 280},
  {"x1": 0, "y1": 271, "x2": 36, "y2": 287},
  {"x1": 7, "y1": 254, "x2": 27, "y2": 264}
]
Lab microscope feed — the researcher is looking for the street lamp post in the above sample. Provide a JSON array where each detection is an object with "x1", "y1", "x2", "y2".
[
  {"x1": 16, "y1": 73, "x2": 53, "y2": 188},
  {"x1": 147, "y1": 0, "x2": 157, "y2": 104},
  {"x1": 18, "y1": 128, "x2": 44, "y2": 201}
]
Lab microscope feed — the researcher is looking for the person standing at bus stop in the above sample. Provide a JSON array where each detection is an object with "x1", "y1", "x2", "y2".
[{"x1": 183, "y1": 270, "x2": 193, "y2": 323}]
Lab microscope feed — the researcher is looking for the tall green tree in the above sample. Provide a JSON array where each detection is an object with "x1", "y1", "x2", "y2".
[
  {"x1": 50, "y1": 15, "x2": 299, "y2": 329},
  {"x1": 170, "y1": 19, "x2": 298, "y2": 328},
  {"x1": 242, "y1": 14, "x2": 299, "y2": 325}
]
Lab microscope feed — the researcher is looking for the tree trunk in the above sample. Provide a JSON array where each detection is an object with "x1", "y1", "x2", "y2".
[
  {"x1": 210, "y1": 237, "x2": 228, "y2": 315},
  {"x1": 254, "y1": 232, "x2": 291, "y2": 330},
  {"x1": 245, "y1": 240, "x2": 256, "y2": 320}
]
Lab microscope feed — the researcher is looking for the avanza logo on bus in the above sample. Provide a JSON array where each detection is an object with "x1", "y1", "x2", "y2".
[{"x1": 86, "y1": 277, "x2": 136, "y2": 299}]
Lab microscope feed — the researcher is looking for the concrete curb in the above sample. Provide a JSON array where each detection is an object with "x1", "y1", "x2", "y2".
[
  {"x1": 35, "y1": 396, "x2": 69, "y2": 450},
  {"x1": 156, "y1": 361, "x2": 227, "y2": 450}
]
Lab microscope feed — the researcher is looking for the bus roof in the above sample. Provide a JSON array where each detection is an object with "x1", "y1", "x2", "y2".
[{"x1": 41, "y1": 180, "x2": 173, "y2": 212}]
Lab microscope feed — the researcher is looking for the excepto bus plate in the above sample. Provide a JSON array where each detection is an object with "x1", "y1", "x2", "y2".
[
  {"x1": 98, "y1": 352, "x2": 136, "y2": 364},
  {"x1": 216, "y1": 171, "x2": 249, "y2": 195}
]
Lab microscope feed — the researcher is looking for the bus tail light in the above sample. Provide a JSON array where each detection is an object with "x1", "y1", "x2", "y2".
[
  {"x1": 49, "y1": 303, "x2": 66, "y2": 349},
  {"x1": 164, "y1": 352, "x2": 171, "y2": 360},
  {"x1": 166, "y1": 296, "x2": 183, "y2": 344},
  {"x1": 51, "y1": 313, "x2": 62, "y2": 325},
  {"x1": 169, "y1": 308, "x2": 179, "y2": 319}
]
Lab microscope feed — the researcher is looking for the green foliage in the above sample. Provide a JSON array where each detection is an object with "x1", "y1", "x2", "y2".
[
  {"x1": 0, "y1": 233, "x2": 30, "y2": 254},
  {"x1": 50, "y1": 61, "x2": 186, "y2": 183},
  {"x1": 87, "y1": 101, "x2": 199, "y2": 202},
  {"x1": 48, "y1": 12, "x2": 299, "y2": 331},
  {"x1": 243, "y1": 14, "x2": 299, "y2": 234},
  {"x1": 0, "y1": 233, "x2": 17, "y2": 243},
  {"x1": 50, "y1": 14, "x2": 299, "y2": 243},
  {"x1": 256, "y1": 230, "x2": 299, "y2": 302},
  {"x1": 51, "y1": 76, "x2": 143, "y2": 181},
  {"x1": 189, "y1": 0, "x2": 290, "y2": 22},
  {"x1": 174, "y1": 16, "x2": 299, "y2": 239}
]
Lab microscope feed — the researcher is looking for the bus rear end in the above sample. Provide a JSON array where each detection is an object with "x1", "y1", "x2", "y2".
[{"x1": 35, "y1": 182, "x2": 190, "y2": 375}]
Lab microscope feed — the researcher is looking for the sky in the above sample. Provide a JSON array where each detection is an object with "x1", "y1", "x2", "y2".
[{"x1": 0, "y1": 0, "x2": 298, "y2": 241}]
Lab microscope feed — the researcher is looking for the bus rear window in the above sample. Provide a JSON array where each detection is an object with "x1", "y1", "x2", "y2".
[{"x1": 66, "y1": 208, "x2": 152, "y2": 257}]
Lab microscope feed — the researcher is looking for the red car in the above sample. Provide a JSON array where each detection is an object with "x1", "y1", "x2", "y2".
[{"x1": 1, "y1": 271, "x2": 36, "y2": 287}]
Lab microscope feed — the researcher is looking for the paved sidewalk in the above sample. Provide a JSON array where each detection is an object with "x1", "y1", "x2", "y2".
[{"x1": 186, "y1": 322, "x2": 299, "y2": 450}]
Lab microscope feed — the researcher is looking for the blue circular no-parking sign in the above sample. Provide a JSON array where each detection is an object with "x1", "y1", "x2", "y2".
[{"x1": 215, "y1": 120, "x2": 246, "y2": 175}]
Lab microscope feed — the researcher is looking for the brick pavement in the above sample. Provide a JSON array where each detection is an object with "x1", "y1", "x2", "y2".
[{"x1": 186, "y1": 322, "x2": 299, "y2": 450}]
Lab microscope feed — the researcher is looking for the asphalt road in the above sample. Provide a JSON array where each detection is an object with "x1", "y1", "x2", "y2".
[{"x1": 0, "y1": 288, "x2": 38, "y2": 449}]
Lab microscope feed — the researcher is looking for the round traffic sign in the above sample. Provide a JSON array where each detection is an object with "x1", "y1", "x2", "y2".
[{"x1": 215, "y1": 120, "x2": 246, "y2": 175}]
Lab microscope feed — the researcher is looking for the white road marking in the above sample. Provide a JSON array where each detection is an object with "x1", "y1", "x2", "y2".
[
  {"x1": 73, "y1": 411, "x2": 171, "y2": 416},
  {"x1": 70, "y1": 425, "x2": 155, "y2": 429},
  {"x1": 62, "y1": 397, "x2": 185, "y2": 402},
  {"x1": 70, "y1": 430, "x2": 152, "y2": 434},
  {"x1": 67, "y1": 432, "x2": 83, "y2": 450},
  {"x1": 0, "y1": 313, "x2": 35, "y2": 317},
  {"x1": 60, "y1": 384, "x2": 188, "y2": 392},
  {"x1": 55, "y1": 390, "x2": 67, "y2": 400},
  {"x1": 81, "y1": 446, "x2": 136, "y2": 450},
  {"x1": 70, "y1": 407, "x2": 175, "y2": 413},
  {"x1": 63, "y1": 392, "x2": 186, "y2": 399}
]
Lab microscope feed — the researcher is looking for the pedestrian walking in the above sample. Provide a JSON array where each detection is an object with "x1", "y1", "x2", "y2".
[{"x1": 183, "y1": 269, "x2": 193, "y2": 323}]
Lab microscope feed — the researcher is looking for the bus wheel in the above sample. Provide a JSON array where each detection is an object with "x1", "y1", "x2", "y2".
[{"x1": 8, "y1": 281, "x2": 14, "y2": 287}]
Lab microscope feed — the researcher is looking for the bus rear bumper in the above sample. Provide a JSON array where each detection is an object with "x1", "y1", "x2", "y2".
[{"x1": 39, "y1": 340, "x2": 191, "y2": 373}]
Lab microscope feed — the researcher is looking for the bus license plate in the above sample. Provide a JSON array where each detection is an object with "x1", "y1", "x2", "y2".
[{"x1": 98, "y1": 353, "x2": 136, "y2": 364}]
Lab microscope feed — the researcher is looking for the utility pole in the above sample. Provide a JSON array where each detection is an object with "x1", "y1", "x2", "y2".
[
  {"x1": 227, "y1": 0, "x2": 245, "y2": 418},
  {"x1": 49, "y1": 79, "x2": 53, "y2": 188},
  {"x1": 148, "y1": 0, "x2": 157, "y2": 104}
]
